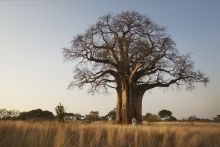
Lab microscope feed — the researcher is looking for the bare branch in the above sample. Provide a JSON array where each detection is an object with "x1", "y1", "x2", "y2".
[{"x1": 64, "y1": 11, "x2": 209, "y2": 94}]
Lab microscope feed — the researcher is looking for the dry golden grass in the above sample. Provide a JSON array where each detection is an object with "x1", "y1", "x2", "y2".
[{"x1": 0, "y1": 121, "x2": 220, "y2": 147}]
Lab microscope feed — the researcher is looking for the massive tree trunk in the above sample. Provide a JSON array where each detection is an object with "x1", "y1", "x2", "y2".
[
  {"x1": 116, "y1": 80, "x2": 144, "y2": 124},
  {"x1": 115, "y1": 80, "x2": 145, "y2": 124}
]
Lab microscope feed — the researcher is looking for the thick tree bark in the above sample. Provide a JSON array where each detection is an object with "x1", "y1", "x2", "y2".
[
  {"x1": 121, "y1": 80, "x2": 133, "y2": 124},
  {"x1": 132, "y1": 90, "x2": 144, "y2": 124},
  {"x1": 116, "y1": 87, "x2": 122, "y2": 124}
]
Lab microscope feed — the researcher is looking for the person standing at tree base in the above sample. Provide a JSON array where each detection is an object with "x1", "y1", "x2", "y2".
[{"x1": 132, "y1": 117, "x2": 137, "y2": 126}]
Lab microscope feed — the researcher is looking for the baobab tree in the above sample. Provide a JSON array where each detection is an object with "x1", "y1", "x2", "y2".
[{"x1": 63, "y1": 11, "x2": 209, "y2": 124}]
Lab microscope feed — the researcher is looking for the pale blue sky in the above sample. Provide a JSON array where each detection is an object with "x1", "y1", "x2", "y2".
[{"x1": 0, "y1": 1, "x2": 219, "y2": 119}]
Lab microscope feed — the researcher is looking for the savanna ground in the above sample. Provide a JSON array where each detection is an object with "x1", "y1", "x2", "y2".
[{"x1": 0, "y1": 121, "x2": 220, "y2": 147}]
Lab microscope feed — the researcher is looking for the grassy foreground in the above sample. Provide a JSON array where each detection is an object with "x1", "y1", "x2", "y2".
[{"x1": 0, "y1": 121, "x2": 220, "y2": 147}]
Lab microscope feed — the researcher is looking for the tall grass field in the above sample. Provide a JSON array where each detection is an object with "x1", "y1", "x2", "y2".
[{"x1": 0, "y1": 121, "x2": 220, "y2": 147}]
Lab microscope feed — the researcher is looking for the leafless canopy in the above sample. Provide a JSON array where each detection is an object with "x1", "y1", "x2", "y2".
[{"x1": 63, "y1": 11, "x2": 209, "y2": 94}]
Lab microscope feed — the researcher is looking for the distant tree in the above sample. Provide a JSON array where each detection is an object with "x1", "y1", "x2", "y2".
[
  {"x1": 74, "y1": 113, "x2": 84, "y2": 120},
  {"x1": 187, "y1": 116, "x2": 212, "y2": 122},
  {"x1": 0, "y1": 109, "x2": 20, "y2": 120},
  {"x1": 213, "y1": 115, "x2": 220, "y2": 122},
  {"x1": 64, "y1": 112, "x2": 84, "y2": 120},
  {"x1": 0, "y1": 109, "x2": 8, "y2": 119},
  {"x1": 64, "y1": 112, "x2": 74, "y2": 116},
  {"x1": 169, "y1": 116, "x2": 177, "y2": 121},
  {"x1": 55, "y1": 103, "x2": 65, "y2": 121},
  {"x1": 7, "y1": 110, "x2": 20, "y2": 119},
  {"x1": 143, "y1": 113, "x2": 160, "y2": 122},
  {"x1": 18, "y1": 109, "x2": 55, "y2": 120},
  {"x1": 41, "y1": 110, "x2": 55, "y2": 120},
  {"x1": 105, "y1": 108, "x2": 116, "y2": 121},
  {"x1": 158, "y1": 109, "x2": 173, "y2": 120},
  {"x1": 18, "y1": 112, "x2": 27, "y2": 120},
  {"x1": 63, "y1": 11, "x2": 209, "y2": 124},
  {"x1": 188, "y1": 115, "x2": 198, "y2": 121},
  {"x1": 85, "y1": 111, "x2": 100, "y2": 121}
]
